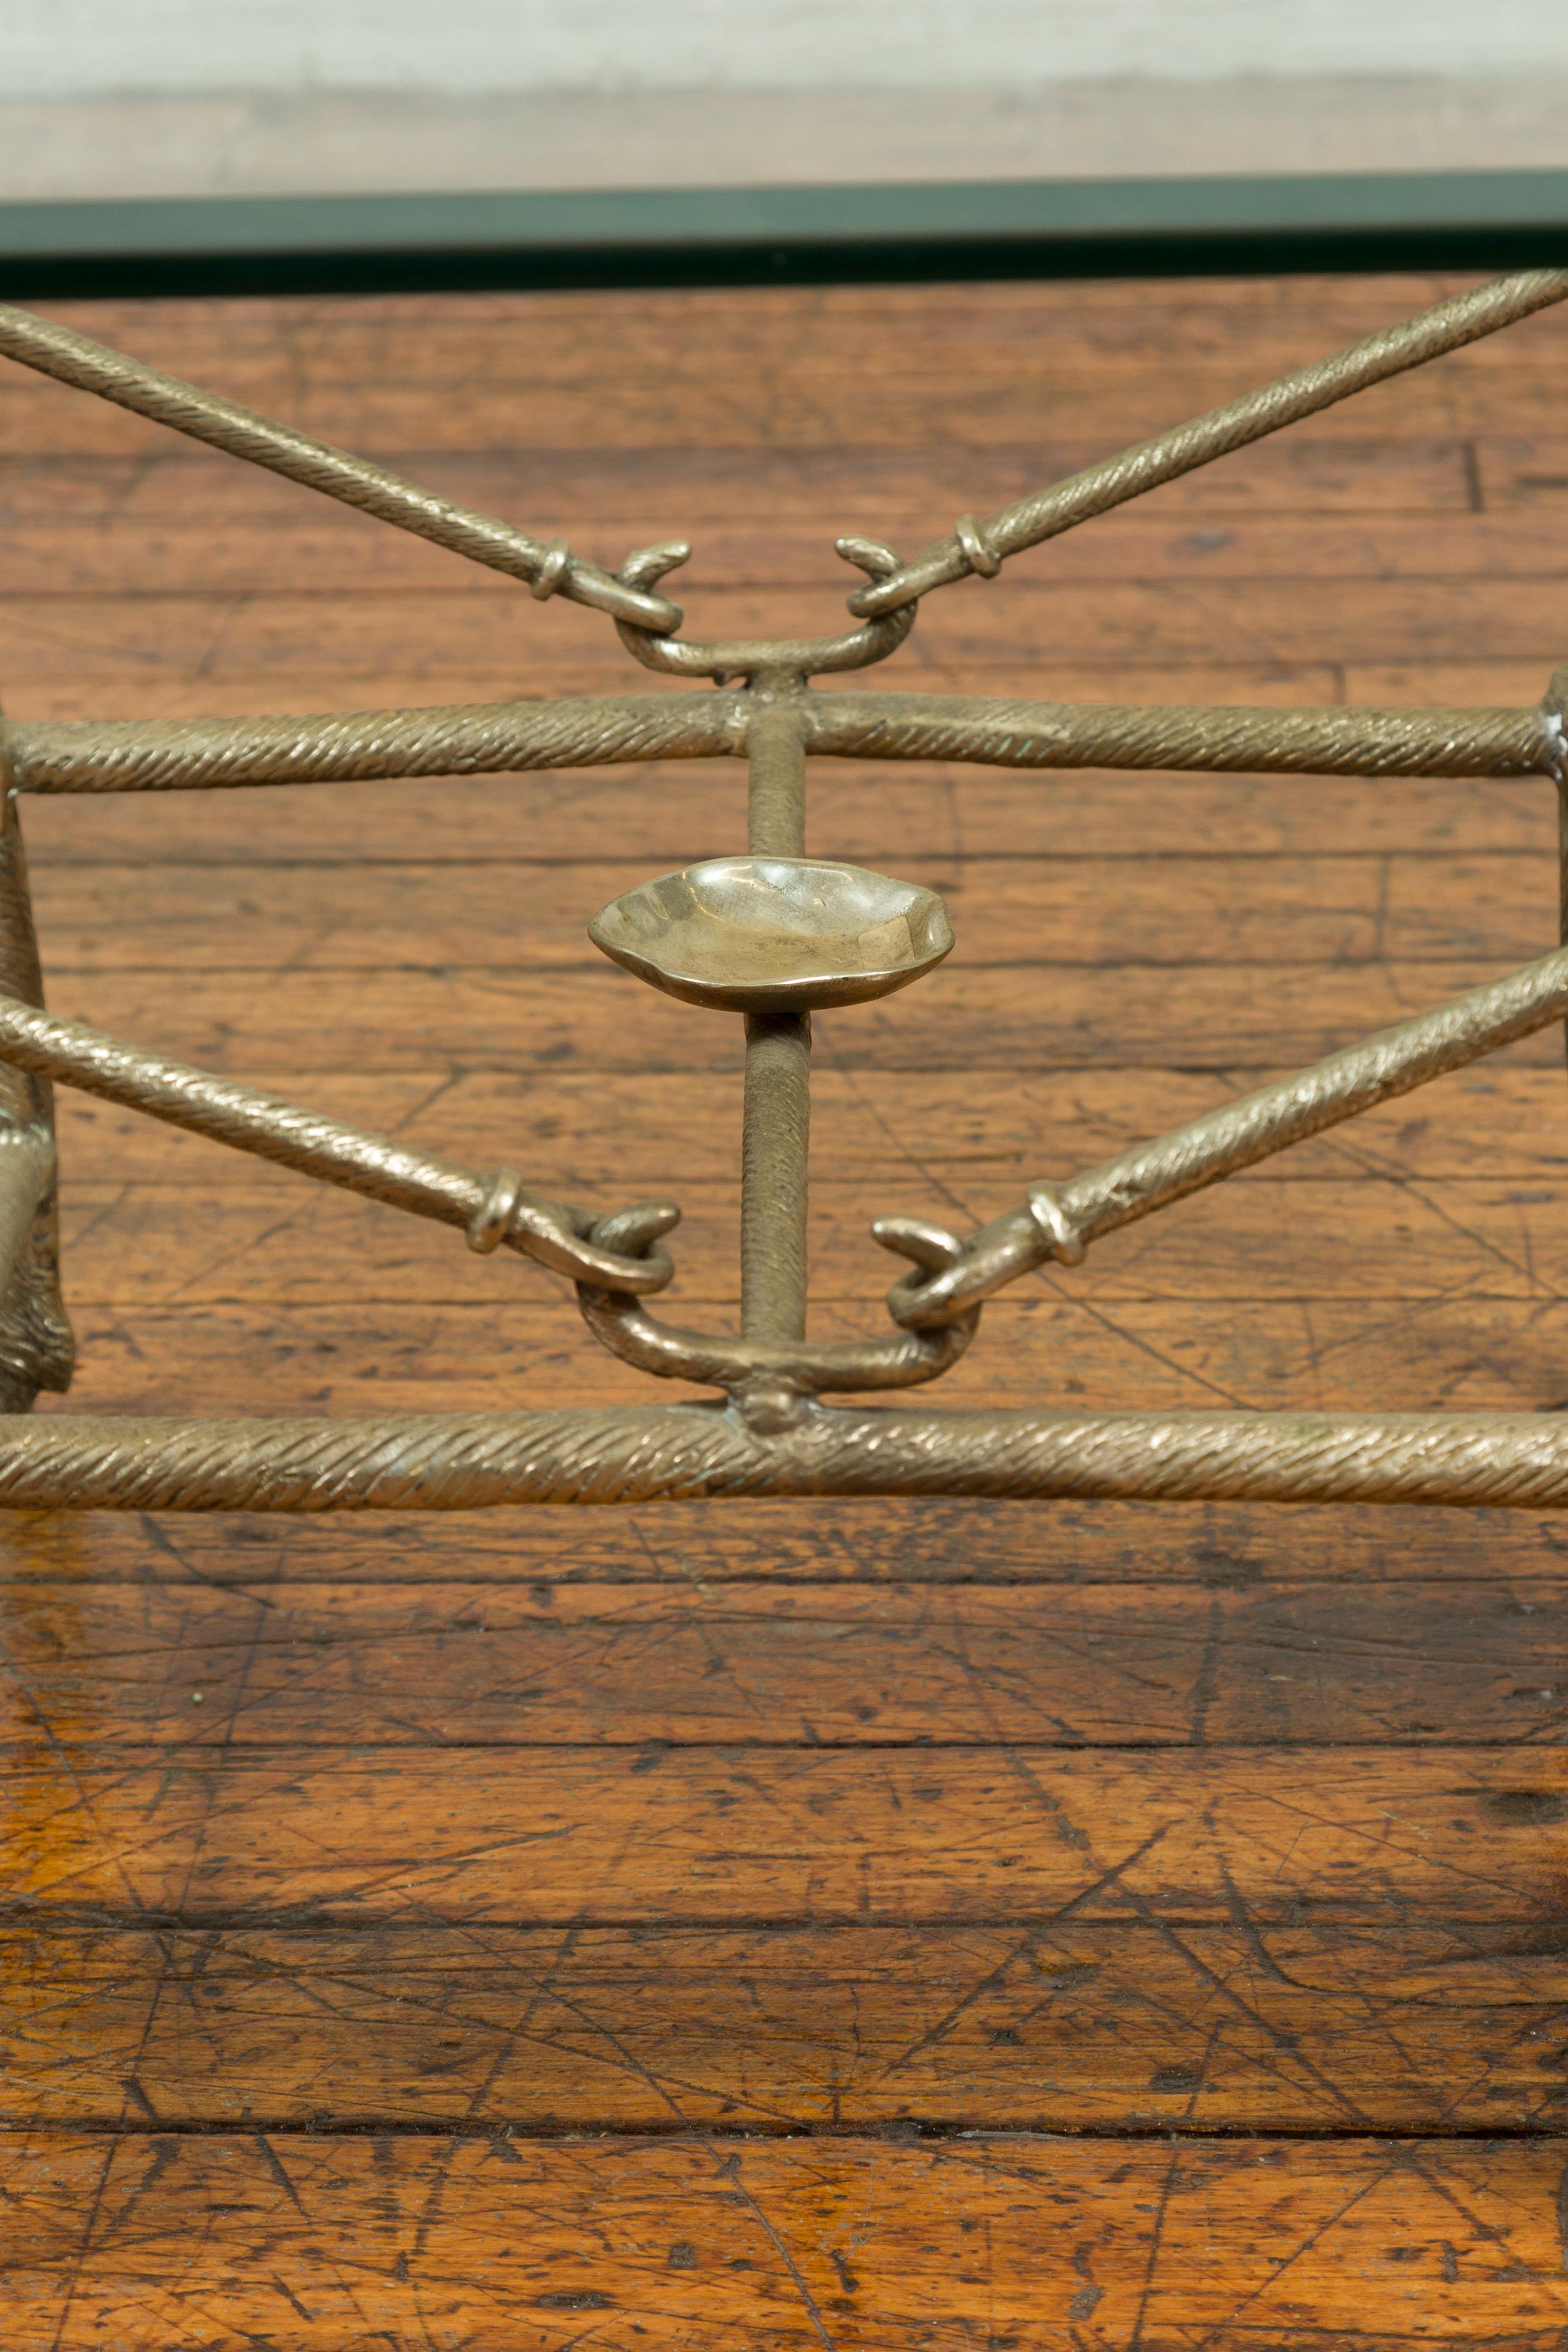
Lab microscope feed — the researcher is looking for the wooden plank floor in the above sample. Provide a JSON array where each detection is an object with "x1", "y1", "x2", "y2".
[{"x1": 2, "y1": 270, "x2": 1568, "y2": 2345}]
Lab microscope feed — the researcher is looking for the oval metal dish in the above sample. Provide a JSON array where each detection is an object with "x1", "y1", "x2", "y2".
[{"x1": 588, "y1": 856, "x2": 954, "y2": 1012}]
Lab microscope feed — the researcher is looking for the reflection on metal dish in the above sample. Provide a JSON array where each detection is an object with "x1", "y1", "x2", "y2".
[{"x1": 587, "y1": 855, "x2": 954, "y2": 1013}]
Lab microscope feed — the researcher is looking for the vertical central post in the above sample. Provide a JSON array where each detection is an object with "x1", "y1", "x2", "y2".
[{"x1": 741, "y1": 694, "x2": 810, "y2": 1342}]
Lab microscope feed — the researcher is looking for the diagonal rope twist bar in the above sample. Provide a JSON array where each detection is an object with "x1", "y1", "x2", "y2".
[
  {"x1": 847, "y1": 267, "x2": 1568, "y2": 618},
  {"x1": 0, "y1": 303, "x2": 685, "y2": 634},
  {"x1": 0, "y1": 998, "x2": 679, "y2": 1299},
  {"x1": 879, "y1": 946, "x2": 1568, "y2": 1330}
]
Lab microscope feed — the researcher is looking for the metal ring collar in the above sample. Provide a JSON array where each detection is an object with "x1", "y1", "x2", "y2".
[
  {"x1": 1027, "y1": 1179, "x2": 1087, "y2": 1263},
  {"x1": 466, "y1": 1169, "x2": 524, "y2": 1253},
  {"x1": 954, "y1": 515, "x2": 1002, "y2": 579},
  {"x1": 528, "y1": 538, "x2": 573, "y2": 603}
]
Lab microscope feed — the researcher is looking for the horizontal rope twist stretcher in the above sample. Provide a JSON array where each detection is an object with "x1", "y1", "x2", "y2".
[
  {"x1": 6, "y1": 688, "x2": 1557, "y2": 795},
  {"x1": 3, "y1": 693, "x2": 748, "y2": 793},
  {"x1": 3, "y1": 1406, "x2": 1568, "y2": 1511}
]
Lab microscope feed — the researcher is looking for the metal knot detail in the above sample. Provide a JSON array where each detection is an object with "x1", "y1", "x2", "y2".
[
  {"x1": 1027, "y1": 1180, "x2": 1088, "y2": 1265},
  {"x1": 529, "y1": 538, "x2": 573, "y2": 602},
  {"x1": 467, "y1": 1168, "x2": 525, "y2": 1254},
  {"x1": 954, "y1": 515, "x2": 1002, "y2": 579}
]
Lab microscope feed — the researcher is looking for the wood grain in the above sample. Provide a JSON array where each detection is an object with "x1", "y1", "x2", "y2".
[
  {"x1": 43, "y1": 1062, "x2": 1568, "y2": 1185},
  {"x1": 0, "y1": 1490, "x2": 1562, "y2": 1588},
  {"x1": 4, "y1": 1921, "x2": 1564, "y2": 2133},
  {"x1": 1, "y1": 577, "x2": 1564, "y2": 680},
  {"x1": 35, "y1": 1292, "x2": 1568, "y2": 1417},
  {"x1": 4, "y1": 1744, "x2": 1561, "y2": 1922},
  {"x1": 4, "y1": 268, "x2": 1568, "y2": 2345},
  {"x1": 23, "y1": 849, "x2": 1563, "y2": 971},
  {"x1": 4, "y1": 2131, "x2": 1568, "y2": 2349},
  {"x1": 16, "y1": 765, "x2": 1562, "y2": 864},
  {"x1": 2, "y1": 1576, "x2": 1563, "y2": 1748},
  {"x1": 36, "y1": 959, "x2": 1568, "y2": 1075},
  {"x1": 48, "y1": 1175, "x2": 1568, "y2": 1304},
  {"x1": 14, "y1": 508, "x2": 1568, "y2": 598}
]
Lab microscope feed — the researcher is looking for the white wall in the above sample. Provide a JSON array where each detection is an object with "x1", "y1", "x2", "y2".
[
  {"x1": 2, "y1": 0, "x2": 1566, "y2": 199},
  {"x1": 3, "y1": 0, "x2": 1567, "y2": 97}
]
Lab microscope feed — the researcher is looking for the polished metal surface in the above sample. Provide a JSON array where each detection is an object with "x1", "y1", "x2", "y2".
[
  {"x1": 0, "y1": 269, "x2": 1565, "y2": 1506},
  {"x1": 736, "y1": 700, "x2": 814, "y2": 1378},
  {"x1": 6, "y1": 693, "x2": 748, "y2": 792},
  {"x1": 588, "y1": 857, "x2": 955, "y2": 1013}
]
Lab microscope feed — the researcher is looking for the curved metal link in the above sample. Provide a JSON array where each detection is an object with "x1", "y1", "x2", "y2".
[
  {"x1": 579, "y1": 1213, "x2": 977, "y2": 1427},
  {"x1": 612, "y1": 537, "x2": 917, "y2": 680},
  {"x1": 557, "y1": 1199, "x2": 683, "y2": 1293},
  {"x1": 577, "y1": 1288, "x2": 979, "y2": 1429}
]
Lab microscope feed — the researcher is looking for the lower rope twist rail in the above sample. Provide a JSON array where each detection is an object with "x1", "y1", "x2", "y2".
[{"x1": 0, "y1": 269, "x2": 1564, "y2": 1507}]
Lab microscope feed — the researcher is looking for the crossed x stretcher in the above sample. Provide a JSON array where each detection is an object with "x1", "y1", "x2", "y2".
[{"x1": 0, "y1": 271, "x2": 1562, "y2": 1511}]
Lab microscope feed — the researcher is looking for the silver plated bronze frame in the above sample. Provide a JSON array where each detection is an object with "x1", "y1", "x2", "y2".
[{"x1": 0, "y1": 273, "x2": 1565, "y2": 1512}]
